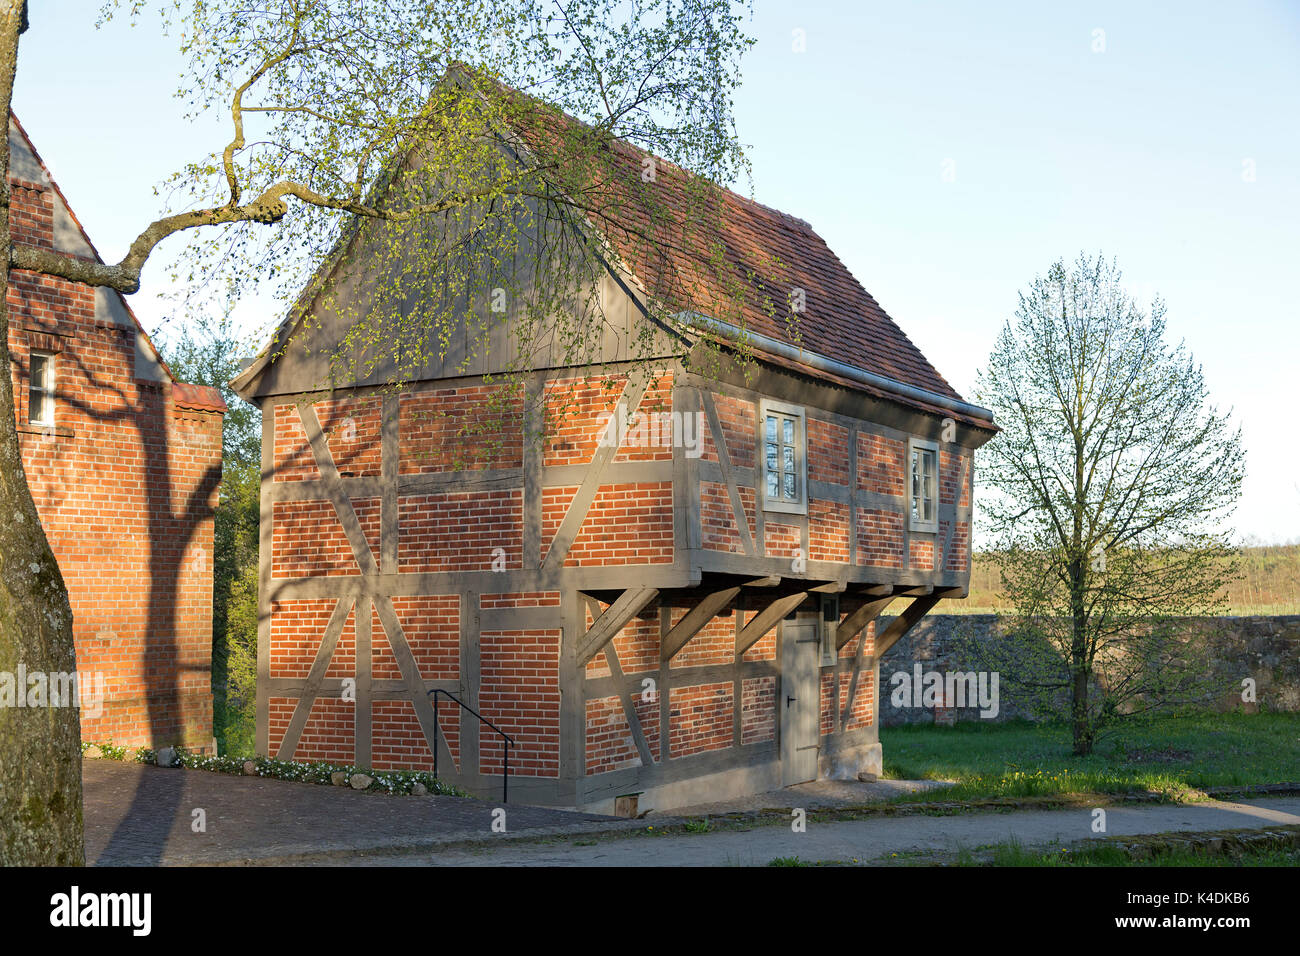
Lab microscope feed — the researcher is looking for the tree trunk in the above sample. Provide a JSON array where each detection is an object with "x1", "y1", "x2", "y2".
[
  {"x1": 1068, "y1": 556, "x2": 1092, "y2": 756},
  {"x1": 0, "y1": 0, "x2": 85, "y2": 866}
]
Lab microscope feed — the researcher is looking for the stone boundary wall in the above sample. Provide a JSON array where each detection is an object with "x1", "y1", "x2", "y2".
[{"x1": 879, "y1": 614, "x2": 1300, "y2": 727}]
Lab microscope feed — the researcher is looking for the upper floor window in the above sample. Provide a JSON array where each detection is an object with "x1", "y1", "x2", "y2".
[
  {"x1": 28, "y1": 352, "x2": 55, "y2": 426},
  {"x1": 909, "y1": 437, "x2": 938, "y2": 532},
  {"x1": 761, "y1": 399, "x2": 806, "y2": 514}
]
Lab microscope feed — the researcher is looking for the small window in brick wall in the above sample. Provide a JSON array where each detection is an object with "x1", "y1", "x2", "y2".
[
  {"x1": 28, "y1": 352, "x2": 55, "y2": 426},
  {"x1": 760, "y1": 399, "x2": 807, "y2": 514},
  {"x1": 909, "y1": 437, "x2": 939, "y2": 532}
]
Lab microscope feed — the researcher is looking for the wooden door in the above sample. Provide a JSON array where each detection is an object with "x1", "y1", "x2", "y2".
[{"x1": 780, "y1": 619, "x2": 820, "y2": 786}]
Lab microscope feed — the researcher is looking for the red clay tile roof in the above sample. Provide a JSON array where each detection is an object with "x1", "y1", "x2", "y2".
[
  {"x1": 499, "y1": 88, "x2": 964, "y2": 403},
  {"x1": 171, "y1": 382, "x2": 228, "y2": 414}
]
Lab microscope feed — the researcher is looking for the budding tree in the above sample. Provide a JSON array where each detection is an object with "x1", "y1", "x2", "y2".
[
  {"x1": 0, "y1": 0, "x2": 756, "y2": 864},
  {"x1": 971, "y1": 254, "x2": 1244, "y2": 755}
]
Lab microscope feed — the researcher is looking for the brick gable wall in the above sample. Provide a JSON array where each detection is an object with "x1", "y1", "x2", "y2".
[{"x1": 7, "y1": 144, "x2": 223, "y2": 751}]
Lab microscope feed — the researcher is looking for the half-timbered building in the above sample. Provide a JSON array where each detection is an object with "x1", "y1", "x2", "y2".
[{"x1": 231, "y1": 84, "x2": 996, "y2": 811}]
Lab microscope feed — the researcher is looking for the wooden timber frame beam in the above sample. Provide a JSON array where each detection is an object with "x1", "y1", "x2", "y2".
[
  {"x1": 577, "y1": 587, "x2": 659, "y2": 666},
  {"x1": 872, "y1": 592, "x2": 950, "y2": 661},
  {"x1": 735, "y1": 590, "x2": 809, "y2": 658},
  {"x1": 662, "y1": 586, "x2": 743, "y2": 661},
  {"x1": 834, "y1": 596, "x2": 895, "y2": 651}
]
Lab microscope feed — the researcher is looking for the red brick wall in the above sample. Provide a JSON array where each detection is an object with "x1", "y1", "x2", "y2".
[
  {"x1": 564, "y1": 482, "x2": 673, "y2": 566},
  {"x1": 268, "y1": 696, "x2": 355, "y2": 763},
  {"x1": 714, "y1": 394, "x2": 755, "y2": 467},
  {"x1": 400, "y1": 384, "x2": 523, "y2": 473},
  {"x1": 397, "y1": 489, "x2": 523, "y2": 572},
  {"x1": 610, "y1": 613, "x2": 660, "y2": 674},
  {"x1": 808, "y1": 418, "x2": 849, "y2": 485},
  {"x1": 857, "y1": 433, "x2": 905, "y2": 496},
  {"x1": 820, "y1": 672, "x2": 837, "y2": 736},
  {"x1": 479, "y1": 628, "x2": 560, "y2": 777},
  {"x1": 856, "y1": 508, "x2": 904, "y2": 568},
  {"x1": 268, "y1": 599, "x2": 355, "y2": 679},
  {"x1": 271, "y1": 497, "x2": 379, "y2": 577},
  {"x1": 668, "y1": 682, "x2": 733, "y2": 758},
  {"x1": 741, "y1": 676, "x2": 776, "y2": 744},
  {"x1": 839, "y1": 671, "x2": 875, "y2": 731},
  {"x1": 701, "y1": 480, "x2": 745, "y2": 553},
  {"x1": 260, "y1": 348, "x2": 973, "y2": 784},
  {"x1": 372, "y1": 700, "x2": 443, "y2": 771},
  {"x1": 273, "y1": 395, "x2": 382, "y2": 480},
  {"x1": 764, "y1": 521, "x2": 802, "y2": 560},
  {"x1": 585, "y1": 696, "x2": 641, "y2": 774},
  {"x1": 939, "y1": 448, "x2": 971, "y2": 507},
  {"x1": 612, "y1": 371, "x2": 675, "y2": 463},
  {"x1": 378, "y1": 597, "x2": 460, "y2": 679},
  {"x1": 669, "y1": 609, "x2": 733, "y2": 669},
  {"x1": 809, "y1": 499, "x2": 850, "y2": 563},
  {"x1": 741, "y1": 609, "x2": 777, "y2": 662},
  {"x1": 8, "y1": 153, "x2": 222, "y2": 751},
  {"x1": 941, "y1": 518, "x2": 971, "y2": 572},
  {"x1": 543, "y1": 374, "x2": 624, "y2": 466}
]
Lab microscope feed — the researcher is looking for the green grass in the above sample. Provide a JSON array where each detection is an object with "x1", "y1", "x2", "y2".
[
  {"x1": 881, "y1": 712, "x2": 1300, "y2": 802},
  {"x1": 959, "y1": 837, "x2": 1300, "y2": 867}
]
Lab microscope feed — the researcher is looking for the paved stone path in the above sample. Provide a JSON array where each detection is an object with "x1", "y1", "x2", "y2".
[
  {"x1": 84, "y1": 759, "x2": 1300, "y2": 867},
  {"x1": 294, "y1": 797, "x2": 1300, "y2": 867},
  {"x1": 667, "y1": 778, "x2": 954, "y2": 817},
  {"x1": 83, "y1": 759, "x2": 643, "y2": 865}
]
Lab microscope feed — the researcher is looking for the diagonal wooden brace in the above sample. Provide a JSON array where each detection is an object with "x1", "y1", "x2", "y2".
[
  {"x1": 662, "y1": 586, "x2": 742, "y2": 661},
  {"x1": 835, "y1": 596, "x2": 896, "y2": 651},
  {"x1": 872, "y1": 594, "x2": 942, "y2": 661},
  {"x1": 735, "y1": 590, "x2": 809, "y2": 658},
  {"x1": 576, "y1": 587, "x2": 659, "y2": 666}
]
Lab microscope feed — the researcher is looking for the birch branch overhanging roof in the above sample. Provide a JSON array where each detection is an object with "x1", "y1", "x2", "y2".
[{"x1": 230, "y1": 68, "x2": 993, "y2": 430}]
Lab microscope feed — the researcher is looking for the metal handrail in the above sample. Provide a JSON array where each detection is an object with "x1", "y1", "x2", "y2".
[{"x1": 427, "y1": 689, "x2": 517, "y2": 802}]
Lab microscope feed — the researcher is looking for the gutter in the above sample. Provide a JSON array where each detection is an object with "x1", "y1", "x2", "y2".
[{"x1": 675, "y1": 312, "x2": 995, "y2": 426}]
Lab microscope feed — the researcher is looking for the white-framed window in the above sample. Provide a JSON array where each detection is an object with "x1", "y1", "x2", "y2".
[
  {"x1": 28, "y1": 351, "x2": 55, "y2": 426},
  {"x1": 760, "y1": 399, "x2": 807, "y2": 514},
  {"x1": 819, "y1": 594, "x2": 838, "y2": 666},
  {"x1": 909, "y1": 437, "x2": 938, "y2": 532}
]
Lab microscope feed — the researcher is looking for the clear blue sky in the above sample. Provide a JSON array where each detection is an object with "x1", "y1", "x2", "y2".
[{"x1": 12, "y1": 1, "x2": 1299, "y2": 543}]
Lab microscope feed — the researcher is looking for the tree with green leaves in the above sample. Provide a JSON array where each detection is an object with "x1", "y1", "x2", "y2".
[
  {"x1": 0, "y1": 0, "x2": 756, "y2": 864},
  {"x1": 155, "y1": 314, "x2": 261, "y2": 756},
  {"x1": 972, "y1": 254, "x2": 1245, "y2": 755}
]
